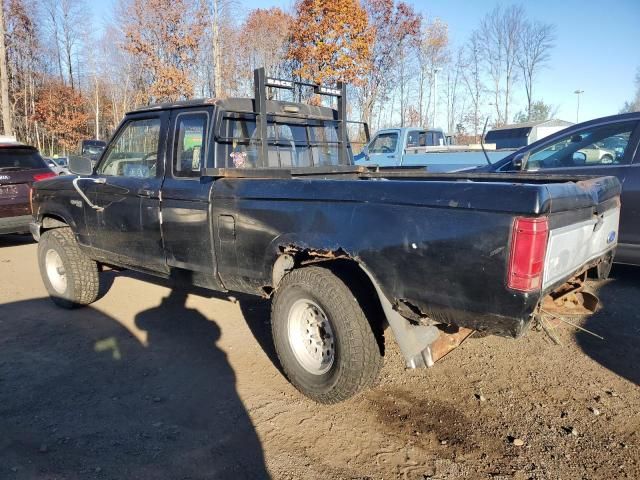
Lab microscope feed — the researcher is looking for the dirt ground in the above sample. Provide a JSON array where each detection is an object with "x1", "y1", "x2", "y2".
[{"x1": 0, "y1": 234, "x2": 638, "y2": 480}]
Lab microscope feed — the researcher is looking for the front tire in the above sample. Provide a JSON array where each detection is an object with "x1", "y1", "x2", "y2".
[
  {"x1": 38, "y1": 227, "x2": 100, "y2": 308},
  {"x1": 271, "y1": 266, "x2": 383, "y2": 403}
]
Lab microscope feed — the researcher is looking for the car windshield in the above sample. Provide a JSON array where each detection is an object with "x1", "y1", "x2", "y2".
[
  {"x1": 369, "y1": 132, "x2": 398, "y2": 154},
  {"x1": 83, "y1": 146, "x2": 105, "y2": 156},
  {"x1": 0, "y1": 148, "x2": 46, "y2": 170}
]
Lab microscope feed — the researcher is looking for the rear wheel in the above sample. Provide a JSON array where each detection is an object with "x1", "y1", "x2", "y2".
[
  {"x1": 271, "y1": 266, "x2": 383, "y2": 403},
  {"x1": 38, "y1": 227, "x2": 99, "y2": 308}
]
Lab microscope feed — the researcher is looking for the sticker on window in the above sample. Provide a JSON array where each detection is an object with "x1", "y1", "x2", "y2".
[{"x1": 230, "y1": 151, "x2": 247, "y2": 168}]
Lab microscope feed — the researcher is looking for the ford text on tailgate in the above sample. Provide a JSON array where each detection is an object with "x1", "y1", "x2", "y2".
[{"x1": 28, "y1": 69, "x2": 621, "y2": 403}]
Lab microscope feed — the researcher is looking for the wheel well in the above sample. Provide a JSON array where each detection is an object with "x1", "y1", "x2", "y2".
[
  {"x1": 42, "y1": 215, "x2": 69, "y2": 230},
  {"x1": 272, "y1": 255, "x2": 387, "y2": 356}
]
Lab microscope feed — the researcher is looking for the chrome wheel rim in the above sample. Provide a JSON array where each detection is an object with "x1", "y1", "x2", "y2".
[
  {"x1": 45, "y1": 249, "x2": 67, "y2": 294},
  {"x1": 287, "y1": 299, "x2": 335, "y2": 375}
]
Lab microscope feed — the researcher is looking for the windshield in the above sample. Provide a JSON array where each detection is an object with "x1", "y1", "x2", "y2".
[
  {"x1": 369, "y1": 132, "x2": 398, "y2": 154},
  {"x1": 0, "y1": 148, "x2": 47, "y2": 170},
  {"x1": 82, "y1": 145, "x2": 105, "y2": 156}
]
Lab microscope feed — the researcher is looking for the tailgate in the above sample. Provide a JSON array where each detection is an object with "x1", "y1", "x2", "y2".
[
  {"x1": 542, "y1": 177, "x2": 620, "y2": 290},
  {"x1": 0, "y1": 173, "x2": 31, "y2": 216}
]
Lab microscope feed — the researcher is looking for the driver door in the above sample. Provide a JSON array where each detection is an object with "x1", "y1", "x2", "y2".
[{"x1": 85, "y1": 112, "x2": 169, "y2": 272}]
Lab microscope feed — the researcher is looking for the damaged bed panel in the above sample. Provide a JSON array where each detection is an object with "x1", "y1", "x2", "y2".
[{"x1": 210, "y1": 176, "x2": 620, "y2": 340}]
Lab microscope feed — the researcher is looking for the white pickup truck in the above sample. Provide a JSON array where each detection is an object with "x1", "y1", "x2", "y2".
[{"x1": 354, "y1": 127, "x2": 515, "y2": 172}]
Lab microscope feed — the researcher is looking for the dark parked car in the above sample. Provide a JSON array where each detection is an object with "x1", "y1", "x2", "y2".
[
  {"x1": 0, "y1": 144, "x2": 56, "y2": 234},
  {"x1": 475, "y1": 112, "x2": 640, "y2": 265}
]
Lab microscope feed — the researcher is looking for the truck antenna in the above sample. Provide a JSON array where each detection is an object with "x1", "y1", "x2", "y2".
[{"x1": 480, "y1": 117, "x2": 492, "y2": 166}]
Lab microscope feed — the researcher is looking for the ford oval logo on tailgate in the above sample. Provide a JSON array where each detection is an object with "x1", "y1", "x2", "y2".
[
  {"x1": 607, "y1": 231, "x2": 616, "y2": 244},
  {"x1": 0, "y1": 175, "x2": 9, "y2": 181}
]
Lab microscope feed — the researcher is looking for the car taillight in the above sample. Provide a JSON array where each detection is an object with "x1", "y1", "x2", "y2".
[
  {"x1": 33, "y1": 172, "x2": 56, "y2": 182},
  {"x1": 507, "y1": 217, "x2": 549, "y2": 292}
]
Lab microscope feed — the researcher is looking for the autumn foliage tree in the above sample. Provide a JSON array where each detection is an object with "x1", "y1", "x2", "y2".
[
  {"x1": 33, "y1": 81, "x2": 89, "y2": 153},
  {"x1": 121, "y1": 0, "x2": 206, "y2": 102},
  {"x1": 288, "y1": 0, "x2": 372, "y2": 86},
  {"x1": 359, "y1": 0, "x2": 421, "y2": 126},
  {"x1": 238, "y1": 8, "x2": 293, "y2": 94}
]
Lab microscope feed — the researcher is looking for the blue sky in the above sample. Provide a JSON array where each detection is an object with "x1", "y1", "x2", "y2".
[{"x1": 90, "y1": 0, "x2": 640, "y2": 123}]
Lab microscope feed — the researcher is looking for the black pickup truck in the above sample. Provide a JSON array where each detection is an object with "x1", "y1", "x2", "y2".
[{"x1": 30, "y1": 70, "x2": 621, "y2": 403}]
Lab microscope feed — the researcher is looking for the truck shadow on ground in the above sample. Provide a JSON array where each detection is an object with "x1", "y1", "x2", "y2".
[
  {"x1": 0, "y1": 293, "x2": 269, "y2": 479},
  {"x1": 0, "y1": 233, "x2": 35, "y2": 248},
  {"x1": 121, "y1": 270, "x2": 283, "y2": 376},
  {"x1": 578, "y1": 264, "x2": 640, "y2": 386}
]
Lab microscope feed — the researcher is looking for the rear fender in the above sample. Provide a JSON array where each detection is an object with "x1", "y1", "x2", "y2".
[{"x1": 270, "y1": 243, "x2": 444, "y2": 369}]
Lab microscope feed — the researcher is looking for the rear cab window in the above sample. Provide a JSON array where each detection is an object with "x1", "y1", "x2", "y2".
[
  {"x1": 215, "y1": 113, "x2": 344, "y2": 168},
  {"x1": 0, "y1": 148, "x2": 47, "y2": 171}
]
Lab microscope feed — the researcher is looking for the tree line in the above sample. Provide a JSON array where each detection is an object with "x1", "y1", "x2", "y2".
[{"x1": 0, "y1": 0, "x2": 559, "y2": 154}]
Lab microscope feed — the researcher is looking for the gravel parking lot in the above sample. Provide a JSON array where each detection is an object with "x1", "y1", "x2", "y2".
[{"x1": 1, "y1": 234, "x2": 638, "y2": 479}]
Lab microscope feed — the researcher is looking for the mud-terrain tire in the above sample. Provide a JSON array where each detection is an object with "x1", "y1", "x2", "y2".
[
  {"x1": 271, "y1": 266, "x2": 383, "y2": 404},
  {"x1": 38, "y1": 227, "x2": 99, "y2": 308}
]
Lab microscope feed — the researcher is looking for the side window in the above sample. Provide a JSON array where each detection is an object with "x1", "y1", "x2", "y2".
[
  {"x1": 369, "y1": 132, "x2": 398, "y2": 154},
  {"x1": 174, "y1": 113, "x2": 208, "y2": 177},
  {"x1": 525, "y1": 122, "x2": 637, "y2": 170},
  {"x1": 98, "y1": 118, "x2": 161, "y2": 178}
]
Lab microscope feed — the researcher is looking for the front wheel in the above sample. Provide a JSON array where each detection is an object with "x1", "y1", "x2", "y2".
[
  {"x1": 271, "y1": 266, "x2": 383, "y2": 403},
  {"x1": 38, "y1": 227, "x2": 100, "y2": 308}
]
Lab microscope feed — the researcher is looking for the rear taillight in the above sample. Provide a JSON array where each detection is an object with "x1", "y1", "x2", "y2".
[
  {"x1": 33, "y1": 172, "x2": 56, "y2": 182},
  {"x1": 507, "y1": 217, "x2": 549, "y2": 292}
]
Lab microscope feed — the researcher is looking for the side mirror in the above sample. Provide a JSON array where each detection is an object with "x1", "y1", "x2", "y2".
[
  {"x1": 512, "y1": 152, "x2": 526, "y2": 170},
  {"x1": 68, "y1": 155, "x2": 94, "y2": 175},
  {"x1": 572, "y1": 151, "x2": 587, "y2": 165},
  {"x1": 362, "y1": 145, "x2": 370, "y2": 160}
]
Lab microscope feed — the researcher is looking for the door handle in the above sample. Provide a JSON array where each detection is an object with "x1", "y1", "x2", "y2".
[{"x1": 137, "y1": 188, "x2": 154, "y2": 198}]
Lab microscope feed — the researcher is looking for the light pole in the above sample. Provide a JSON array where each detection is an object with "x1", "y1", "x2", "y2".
[
  {"x1": 574, "y1": 89, "x2": 584, "y2": 123},
  {"x1": 433, "y1": 67, "x2": 442, "y2": 128}
]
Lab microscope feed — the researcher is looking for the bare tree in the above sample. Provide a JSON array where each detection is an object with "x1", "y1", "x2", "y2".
[
  {"x1": 40, "y1": 0, "x2": 64, "y2": 82},
  {"x1": 0, "y1": 1, "x2": 13, "y2": 135},
  {"x1": 357, "y1": 0, "x2": 421, "y2": 127},
  {"x1": 620, "y1": 67, "x2": 640, "y2": 113},
  {"x1": 416, "y1": 18, "x2": 448, "y2": 127},
  {"x1": 59, "y1": 0, "x2": 86, "y2": 90},
  {"x1": 517, "y1": 20, "x2": 555, "y2": 120},
  {"x1": 207, "y1": 0, "x2": 237, "y2": 98},
  {"x1": 461, "y1": 31, "x2": 484, "y2": 139},
  {"x1": 477, "y1": 5, "x2": 524, "y2": 125},
  {"x1": 444, "y1": 47, "x2": 466, "y2": 136}
]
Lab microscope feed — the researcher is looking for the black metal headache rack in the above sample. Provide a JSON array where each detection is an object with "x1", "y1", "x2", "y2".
[{"x1": 203, "y1": 68, "x2": 369, "y2": 177}]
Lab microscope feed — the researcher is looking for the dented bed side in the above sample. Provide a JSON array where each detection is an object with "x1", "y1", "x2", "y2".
[{"x1": 209, "y1": 175, "x2": 620, "y2": 343}]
